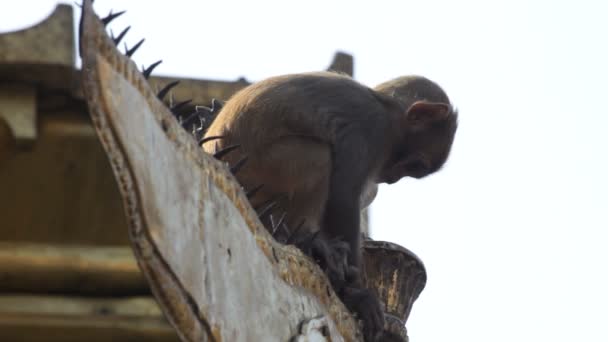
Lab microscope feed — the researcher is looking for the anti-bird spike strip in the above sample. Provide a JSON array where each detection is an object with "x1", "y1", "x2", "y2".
[
  {"x1": 210, "y1": 98, "x2": 224, "y2": 113},
  {"x1": 179, "y1": 110, "x2": 201, "y2": 128},
  {"x1": 170, "y1": 99, "x2": 192, "y2": 113},
  {"x1": 99, "y1": 9, "x2": 210, "y2": 141},
  {"x1": 213, "y1": 144, "x2": 240, "y2": 160},
  {"x1": 111, "y1": 26, "x2": 130, "y2": 46},
  {"x1": 199, "y1": 135, "x2": 223, "y2": 145},
  {"x1": 245, "y1": 184, "x2": 264, "y2": 199},
  {"x1": 142, "y1": 60, "x2": 162, "y2": 79},
  {"x1": 124, "y1": 38, "x2": 144, "y2": 57},
  {"x1": 100, "y1": 5, "x2": 302, "y2": 252},
  {"x1": 254, "y1": 194, "x2": 286, "y2": 212},
  {"x1": 230, "y1": 156, "x2": 249, "y2": 175},
  {"x1": 193, "y1": 124, "x2": 205, "y2": 142},
  {"x1": 286, "y1": 219, "x2": 307, "y2": 244},
  {"x1": 271, "y1": 212, "x2": 288, "y2": 236},
  {"x1": 156, "y1": 81, "x2": 179, "y2": 101},
  {"x1": 257, "y1": 201, "x2": 278, "y2": 221},
  {"x1": 101, "y1": 9, "x2": 125, "y2": 26}
]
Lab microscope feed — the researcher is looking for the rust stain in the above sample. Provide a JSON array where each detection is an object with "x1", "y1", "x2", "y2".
[{"x1": 387, "y1": 268, "x2": 399, "y2": 313}]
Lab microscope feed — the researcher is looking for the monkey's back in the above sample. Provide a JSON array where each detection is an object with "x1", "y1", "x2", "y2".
[
  {"x1": 203, "y1": 72, "x2": 389, "y2": 229},
  {"x1": 207, "y1": 72, "x2": 383, "y2": 146}
]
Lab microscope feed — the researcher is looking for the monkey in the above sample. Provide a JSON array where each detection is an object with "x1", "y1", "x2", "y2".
[{"x1": 202, "y1": 72, "x2": 458, "y2": 341}]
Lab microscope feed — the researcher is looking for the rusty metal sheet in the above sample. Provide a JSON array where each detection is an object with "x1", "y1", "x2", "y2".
[{"x1": 79, "y1": 1, "x2": 360, "y2": 341}]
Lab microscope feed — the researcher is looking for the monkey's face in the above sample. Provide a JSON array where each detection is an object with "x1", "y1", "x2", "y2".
[
  {"x1": 380, "y1": 153, "x2": 432, "y2": 184},
  {"x1": 380, "y1": 104, "x2": 458, "y2": 184},
  {"x1": 400, "y1": 101, "x2": 458, "y2": 180}
]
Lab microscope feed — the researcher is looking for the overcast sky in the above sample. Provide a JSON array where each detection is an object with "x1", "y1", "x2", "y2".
[{"x1": 2, "y1": 1, "x2": 607, "y2": 341}]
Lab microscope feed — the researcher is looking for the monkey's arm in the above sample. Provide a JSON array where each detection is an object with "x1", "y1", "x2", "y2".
[
  {"x1": 321, "y1": 125, "x2": 388, "y2": 342},
  {"x1": 323, "y1": 161, "x2": 364, "y2": 267},
  {"x1": 322, "y1": 118, "x2": 386, "y2": 268}
]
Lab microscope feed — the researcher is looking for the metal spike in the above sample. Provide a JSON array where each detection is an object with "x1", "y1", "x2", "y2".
[
  {"x1": 157, "y1": 81, "x2": 180, "y2": 100},
  {"x1": 258, "y1": 201, "x2": 277, "y2": 221},
  {"x1": 271, "y1": 212, "x2": 287, "y2": 236},
  {"x1": 199, "y1": 135, "x2": 223, "y2": 145},
  {"x1": 310, "y1": 230, "x2": 322, "y2": 242},
  {"x1": 246, "y1": 184, "x2": 264, "y2": 199},
  {"x1": 125, "y1": 38, "x2": 145, "y2": 57},
  {"x1": 192, "y1": 124, "x2": 204, "y2": 140},
  {"x1": 286, "y1": 219, "x2": 306, "y2": 244},
  {"x1": 269, "y1": 214, "x2": 277, "y2": 229},
  {"x1": 277, "y1": 223, "x2": 292, "y2": 244},
  {"x1": 195, "y1": 105, "x2": 212, "y2": 113},
  {"x1": 142, "y1": 60, "x2": 162, "y2": 79},
  {"x1": 180, "y1": 111, "x2": 202, "y2": 128},
  {"x1": 111, "y1": 26, "x2": 130, "y2": 46},
  {"x1": 213, "y1": 144, "x2": 240, "y2": 160},
  {"x1": 271, "y1": 214, "x2": 291, "y2": 243},
  {"x1": 254, "y1": 194, "x2": 287, "y2": 213},
  {"x1": 171, "y1": 99, "x2": 192, "y2": 112},
  {"x1": 102, "y1": 10, "x2": 125, "y2": 26},
  {"x1": 169, "y1": 92, "x2": 175, "y2": 108},
  {"x1": 230, "y1": 156, "x2": 248, "y2": 174},
  {"x1": 194, "y1": 125, "x2": 205, "y2": 142},
  {"x1": 210, "y1": 98, "x2": 224, "y2": 113},
  {"x1": 268, "y1": 214, "x2": 277, "y2": 233}
]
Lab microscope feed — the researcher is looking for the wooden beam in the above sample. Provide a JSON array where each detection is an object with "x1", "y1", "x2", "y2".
[
  {"x1": 0, "y1": 112, "x2": 130, "y2": 246},
  {"x1": 0, "y1": 243, "x2": 147, "y2": 296},
  {"x1": 0, "y1": 294, "x2": 178, "y2": 342}
]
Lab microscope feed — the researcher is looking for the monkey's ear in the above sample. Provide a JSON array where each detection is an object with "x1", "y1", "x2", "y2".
[{"x1": 406, "y1": 101, "x2": 451, "y2": 125}]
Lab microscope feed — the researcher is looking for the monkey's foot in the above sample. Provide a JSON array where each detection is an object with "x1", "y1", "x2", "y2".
[
  {"x1": 340, "y1": 285, "x2": 385, "y2": 342},
  {"x1": 291, "y1": 231, "x2": 358, "y2": 290},
  {"x1": 291, "y1": 232, "x2": 384, "y2": 341}
]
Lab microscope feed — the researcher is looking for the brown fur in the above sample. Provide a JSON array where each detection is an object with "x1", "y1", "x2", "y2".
[
  {"x1": 203, "y1": 72, "x2": 458, "y2": 264},
  {"x1": 204, "y1": 72, "x2": 457, "y2": 341}
]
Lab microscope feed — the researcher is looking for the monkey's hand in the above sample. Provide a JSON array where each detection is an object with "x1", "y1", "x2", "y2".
[{"x1": 340, "y1": 285, "x2": 385, "y2": 342}]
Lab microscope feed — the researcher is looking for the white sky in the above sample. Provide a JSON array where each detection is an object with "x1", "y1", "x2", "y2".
[{"x1": 2, "y1": 1, "x2": 607, "y2": 341}]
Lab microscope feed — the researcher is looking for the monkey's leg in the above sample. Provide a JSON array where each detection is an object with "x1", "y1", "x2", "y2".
[
  {"x1": 238, "y1": 137, "x2": 362, "y2": 286},
  {"x1": 229, "y1": 135, "x2": 331, "y2": 234}
]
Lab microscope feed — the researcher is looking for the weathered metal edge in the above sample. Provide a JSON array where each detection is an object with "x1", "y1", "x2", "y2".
[
  {"x1": 80, "y1": 4, "x2": 208, "y2": 340},
  {"x1": 79, "y1": 1, "x2": 360, "y2": 341}
]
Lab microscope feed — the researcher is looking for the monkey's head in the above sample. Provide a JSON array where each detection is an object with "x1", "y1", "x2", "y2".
[{"x1": 375, "y1": 76, "x2": 458, "y2": 184}]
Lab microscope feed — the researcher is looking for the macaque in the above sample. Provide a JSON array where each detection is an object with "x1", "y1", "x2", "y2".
[{"x1": 202, "y1": 72, "x2": 457, "y2": 340}]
